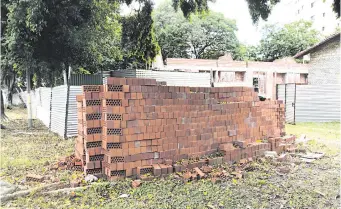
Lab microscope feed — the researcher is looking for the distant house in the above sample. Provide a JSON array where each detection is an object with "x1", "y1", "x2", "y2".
[
  {"x1": 294, "y1": 32, "x2": 340, "y2": 85},
  {"x1": 156, "y1": 53, "x2": 308, "y2": 99}
]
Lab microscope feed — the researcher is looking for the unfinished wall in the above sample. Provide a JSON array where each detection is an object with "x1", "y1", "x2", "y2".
[
  {"x1": 276, "y1": 73, "x2": 286, "y2": 84},
  {"x1": 76, "y1": 78, "x2": 286, "y2": 179}
]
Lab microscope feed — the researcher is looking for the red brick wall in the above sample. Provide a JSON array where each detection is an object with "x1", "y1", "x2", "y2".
[{"x1": 75, "y1": 78, "x2": 285, "y2": 179}]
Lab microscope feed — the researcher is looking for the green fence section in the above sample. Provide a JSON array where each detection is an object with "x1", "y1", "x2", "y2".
[{"x1": 69, "y1": 74, "x2": 103, "y2": 86}]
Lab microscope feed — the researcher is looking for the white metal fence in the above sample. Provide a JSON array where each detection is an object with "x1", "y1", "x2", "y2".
[
  {"x1": 36, "y1": 88, "x2": 52, "y2": 127},
  {"x1": 111, "y1": 69, "x2": 211, "y2": 87},
  {"x1": 277, "y1": 84, "x2": 340, "y2": 122},
  {"x1": 4, "y1": 85, "x2": 81, "y2": 138}
]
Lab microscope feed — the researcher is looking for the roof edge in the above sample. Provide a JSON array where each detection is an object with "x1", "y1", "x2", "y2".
[{"x1": 293, "y1": 32, "x2": 340, "y2": 58}]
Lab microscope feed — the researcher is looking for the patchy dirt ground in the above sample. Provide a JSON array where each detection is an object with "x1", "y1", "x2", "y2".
[{"x1": 1, "y1": 108, "x2": 340, "y2": 209}]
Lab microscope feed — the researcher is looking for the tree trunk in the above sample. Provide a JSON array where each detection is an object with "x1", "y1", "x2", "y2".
[
  {"x1": 26, "y1": 68, "x2": 32, "y2": 128},
  {"x1": 63, "y1": 67, "x2": 67, "y2": 85},
  {"x1": 161, "y1": 51, "x2": 168, "y2": 66},
  {"x1": 6, "y1": 74, "x2": 15, "y2": 107},
  {"x1": 1, "y1": 89, "x2": 8, "y2": 122},
  {"x1": 36, "y1": 73, "x2": 42, "y2": 88}
]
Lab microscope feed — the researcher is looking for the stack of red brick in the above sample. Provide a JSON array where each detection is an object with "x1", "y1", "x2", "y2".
[{"x1": 75, "y1": 77, "x2": 289, "y2": 180}]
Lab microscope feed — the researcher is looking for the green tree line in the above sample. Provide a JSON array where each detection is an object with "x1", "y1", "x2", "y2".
[{"x1": 1, "y1": 0, "x2": 338, "y2": 109}]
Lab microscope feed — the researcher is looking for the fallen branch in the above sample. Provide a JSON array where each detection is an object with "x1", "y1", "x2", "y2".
[
  {"x1": 43, "y1": 185, "x2": 91, "y2": 195},
  {"x1": 0, "y1": 189, "x2": 31, "y2": 203},
  {"x1": 0, "y1": 182, "x2": 67, "y2": 203},
  {"x1": 43, "y1": 182, "x2": 110, "y2": 195}
]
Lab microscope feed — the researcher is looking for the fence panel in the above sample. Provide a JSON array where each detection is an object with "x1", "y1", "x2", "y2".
[
  {"x1": 111, "y1": 69, "x2": 210, "y2": 87},
  {"x1": 36, "y1": 87, "x2": 52, "y2": 127},
  {"x1": 69, "y1": 74, "x2": 103, "y2": 86},
  {"x1": 66, "y1": 86, "x2": 83, "y2": 137},
  {"x1": 285, "y1": 84, "x2": 296, "y2": 124},
  {"x1": 50, "y1": 85, "x2": 68, "y2": 137},
  {"x1": 295, "y1": 85, "x2": 340, "y2": 122}
]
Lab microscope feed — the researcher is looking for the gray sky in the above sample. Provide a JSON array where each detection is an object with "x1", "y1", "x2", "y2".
[{"x1": 206, "y1": 0, "x2": 262, "y2": 45}]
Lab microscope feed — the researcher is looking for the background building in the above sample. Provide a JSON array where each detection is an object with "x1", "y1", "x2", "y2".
[
  {"x1": 268, "y1": 0, "x2": 339, "y2": 36},
  {"x1": 294, "y1": 32, "x2": 340, "y2": 85}
]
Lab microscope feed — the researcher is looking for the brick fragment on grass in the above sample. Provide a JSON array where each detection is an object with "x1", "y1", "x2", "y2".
[
  {"x1": 194, "y1": 167, "x2": 205, "y2": 179},
  {"x1": 26, "y1": 174, "x2": 44, "y2": 182}
]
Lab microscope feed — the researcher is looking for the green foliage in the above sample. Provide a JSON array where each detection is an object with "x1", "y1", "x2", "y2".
[
  {"x1": 119, "y1": 0, "x2": 160, "y2": 69},
  {"x1": 2, "y1": 0, "x2": 121, "y2": 87},
  {"x1": 153, "y1": 0, "x2": 191, "y2": 63},
  {"x1": 245, "y1": 0, "x2": 280, "y2": 23},
  {"x1": 258, "y1": 20, "x2": 320, "y2": 61},
  {"x1": 232, "y1": 44, "x2": 262, "y2": 61},
  {"x1": 153, "y1": 1, "x2": 239, "y2": 61},
  {"x1": 333, "y1": 0, "x2": 340, "y2": 18},
  {"x1": 234, "y1": 21, "x2": 321, "y2": 62},
  {"x1": 171, "y1": 0, "x2": 281, "y2": 23},
  {"x1": 171, "y1": 0, "x2": 340, "y2": 23},
  {"x1": 189, "y1": 13, "x2": 239, "y2": 59},
  {"x1": 172, "y1": 0, "x2": 209, "y2": 18}
]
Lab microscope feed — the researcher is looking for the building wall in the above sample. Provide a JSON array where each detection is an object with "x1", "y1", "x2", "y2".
[
  {"x1": 295, "y1": 0, "x2": 339, "y2": 36},
  {"x1": 235, "y1": 72, "x2": 245, "y2": 82},
  {"x1": 276, "y1": 73, "x2": 286, "y2": 84},
  {"x1": 308, "y1": 38, "x2": 340, "y2": 85},
  {"x1": 267, "y1": 0, "x2": 339, "y2": 37},
  {"x1": 300, "y1": 74, "x2": 308, "y2": 84}
]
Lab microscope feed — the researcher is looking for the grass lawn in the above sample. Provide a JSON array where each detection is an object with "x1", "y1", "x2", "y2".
[
  {"x1": 1, "y1": 108, "x2": 340, "y2": 209},
  {"x1": 286, "y1": 122, "x2": 340, "y2": 141}
]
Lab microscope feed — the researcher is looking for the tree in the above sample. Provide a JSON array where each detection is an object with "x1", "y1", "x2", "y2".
[
  {"x1": 2, "y1": 0, "x2": 122, "y2": 87},
  {"x1": 153, "y1": 0, "x2": 191, "y2": 64},
  {"x1": 233, "y1": 44, "x2": 262, "y2": 61},
  {"x1": 172, "y1": 0, "x2": 340, "y2": 23},
  {"x1": 188, "y1": 13, "x2": 238, "y2": 59},
  {"x1": 119, "y1": 0, "x2": 160, "y2": 69},
  {"x1": 258, "y1": 20, "x2": 320, "y2": 61},
  {"x1": 153, "y1": 1, "x2": 239, "y2": 61},
  {"x1": 1, "y1": 89, "x2": 8, "y2": 122}
]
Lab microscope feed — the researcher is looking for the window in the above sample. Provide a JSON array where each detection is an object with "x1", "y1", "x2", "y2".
[
  {"x1": 322, "y1": 26, "x2": 325, "y2": 31},
  {"x1": 323, "y1": 13, "x2": 325, "y2": 17},
  {"x1": 311, "y1": 15, "x2": 315, "y2": 21},
  {"x1": 311, "y1": 2, "x2": 314, "y2": 7},
  {"x1": 253, "y1": 78, "x2": 259, "y2": 93}
]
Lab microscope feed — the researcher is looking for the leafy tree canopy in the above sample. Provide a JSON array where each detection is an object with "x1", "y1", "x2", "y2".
[
  {"x1": 2, "y1": 0, "x2": 122, "y2": 87},
  {"x1": 118, "y1": 0, "x2": 160, "y2": 69},
  {"x1": 258, "y1": 20, "x2": 320, "y2": 61},
  {"x1": 172, "y1": 0, "x2": 340, "y2": 23},
  {"x1": 235, "y1": 20, "x2": 321, "y2": 62},
  {"x1": 153, "y1": 0, "x2": 239, "y2": 62}
]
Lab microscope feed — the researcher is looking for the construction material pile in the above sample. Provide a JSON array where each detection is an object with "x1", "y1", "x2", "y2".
[{"x1": 75, "y1": 77, "x2": 290, "y2": 180}]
